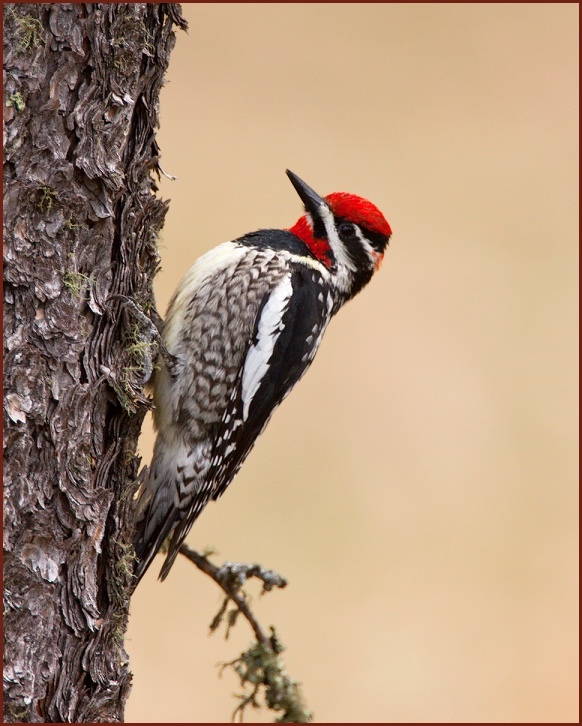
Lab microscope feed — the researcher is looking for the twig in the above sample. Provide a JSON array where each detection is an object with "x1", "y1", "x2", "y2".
[
  {"x1": 178, "y1": 545, "x2": 311, "y2": 722},
  {"x1": 178, "y1": 544, "x2": 286, "y2": 646}
]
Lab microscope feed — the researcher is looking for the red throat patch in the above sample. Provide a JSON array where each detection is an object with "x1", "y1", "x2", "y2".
[{"x1": 288, "y1": 215, "x2": 333, "y2": 266}]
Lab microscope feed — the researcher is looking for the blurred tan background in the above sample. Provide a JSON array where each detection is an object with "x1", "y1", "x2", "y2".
[{"x1": 126, "y1": 4, "x2": 578, "y2": 723}]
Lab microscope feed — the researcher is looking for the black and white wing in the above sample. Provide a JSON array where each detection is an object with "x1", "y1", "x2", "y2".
[
  {"x1": 159, "y1": 265, "x2": 332, "y2": 577},
  {"x1": 211, "y1": 264, "x2": 333, "y2": 495}
]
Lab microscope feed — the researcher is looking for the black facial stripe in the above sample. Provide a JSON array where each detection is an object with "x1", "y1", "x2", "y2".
[
  {"x1": 345, "y1": 234, "x2": 373, "y2": 269},
  {"x1": 333, "y1": 216, "x2": 389, "y2": 300},
  {"x1": 334, "y1": 216, "x2": 389, "y2": 253},
  {"x1": 363, "y1": 228, "x2": 390, "y2": 252}
]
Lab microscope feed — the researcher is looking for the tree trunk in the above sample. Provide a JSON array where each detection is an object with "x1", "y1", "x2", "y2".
[{"x1": 3, "y1": 4, "x2": 186, "y2": 722}]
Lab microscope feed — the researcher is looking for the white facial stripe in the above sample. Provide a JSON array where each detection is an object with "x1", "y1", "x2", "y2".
[
  {"x1": 241, "y1": 274, "x2": 294, "y2": 420},
  {"x1": 323, "y1": 211, "x2": 379, "y2": 274},
  {"x1": 354, "y1": 227, "x2": 380, "y2": 267},
  {"x1": 317, "y1": 202, "x2": 357, "y2": 272}
]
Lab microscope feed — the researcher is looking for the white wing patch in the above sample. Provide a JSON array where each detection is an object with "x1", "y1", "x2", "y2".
[{"x1": 241, "y1": 274, "x2": 293, "y2": 421}]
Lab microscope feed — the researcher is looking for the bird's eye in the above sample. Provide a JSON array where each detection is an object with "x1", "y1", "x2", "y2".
[{"x1": 338, "y1": 222, "x2": 357, "y2": 239}]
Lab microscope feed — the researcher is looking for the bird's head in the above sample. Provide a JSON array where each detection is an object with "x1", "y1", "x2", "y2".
[{"x1": 287, "y1": 170, "x2": 392, "y2": 299}]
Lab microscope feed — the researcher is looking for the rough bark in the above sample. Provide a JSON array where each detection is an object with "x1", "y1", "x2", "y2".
[{"x1": 3, "y1": 4, "x2": 187, "y2": 722}]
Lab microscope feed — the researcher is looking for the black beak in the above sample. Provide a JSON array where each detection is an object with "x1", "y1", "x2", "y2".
[{"x1": 286, "y1": 170, "x2": 328, "y2": 225}]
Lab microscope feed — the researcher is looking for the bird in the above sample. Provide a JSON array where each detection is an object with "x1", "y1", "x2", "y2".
[{"x1": 133, "y1": 170, "x2": 392, "y2": 583}]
